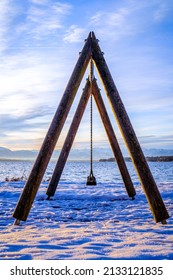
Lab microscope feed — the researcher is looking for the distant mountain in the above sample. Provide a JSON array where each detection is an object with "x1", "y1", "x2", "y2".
[
  {"x1": 0, "y1": 146, "x2": 112, "y2": 161},
  {"x1": 0, "y1": 146, "x2": 173, "y2": 161},
  {"x1": 142, "y1": 148, "x2": 173, "y2": 157},
  {"x1": 0, "y1": 147, "x2": 38, "y2": 160},
  {"x1": 0, "y1": 147, "x2": 12, "y2": 157}
]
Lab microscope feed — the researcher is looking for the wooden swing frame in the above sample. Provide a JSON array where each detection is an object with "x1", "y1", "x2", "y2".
[{"x1": 13, "y1": 32, "x2": 169, "y2": 224}]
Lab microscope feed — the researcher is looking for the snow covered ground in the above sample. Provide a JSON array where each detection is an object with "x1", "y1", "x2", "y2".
[{"x1": 0, "y1": 161, "x2": 172, "y2": 260}]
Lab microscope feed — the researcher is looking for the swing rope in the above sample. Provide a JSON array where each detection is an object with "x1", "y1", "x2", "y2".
[
  {"x1": 86, "y1": 58, "x2": 97, "y2": 185},
  {"x1": 90, "y1": 60, "x2": 93, "y2": 175}
]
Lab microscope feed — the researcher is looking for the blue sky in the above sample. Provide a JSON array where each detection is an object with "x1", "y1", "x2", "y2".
[{"x1": 0, "y1": 0, "x2": 173, "y2": 152}]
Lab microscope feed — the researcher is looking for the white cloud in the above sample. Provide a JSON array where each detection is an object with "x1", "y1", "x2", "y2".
[
  {"x1": 89, "y1": 12, "x2": 102, "y2": 26},
  {"x1": 0, "y1": 0, "x2": 17, "y2": 52},
  {"x1": 29, "y1": 0, "x2": 47, "y2": 4},
  {"x1": 0, "y1": 45, "x2": 75, "y2": 151},
  {"x1": 153, "y1": 2, "x2": 173, "y2": 22},
  {"x1": 17, "y1": 1, "x2": 72, "y2": 40},
  {"x1": 63, "y1": 25, "x2": 86, "y2": 43},
  {"x1": 89, "y1": 7, "x2": 135, "y2": 42},
  {"x1": 107, "y1": 8, "x2": 129, "y2": 26},
  {"x1": 90, "y1": 8, "x2": 129, "y2": 28},
  {"x1": 0, "y1": 50, "x2": 67, "y2": 117}
]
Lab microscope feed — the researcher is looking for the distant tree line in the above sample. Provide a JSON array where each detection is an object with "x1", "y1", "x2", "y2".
[{"x1": 99, "y1": 156, "x2": 173, "y2": 162}]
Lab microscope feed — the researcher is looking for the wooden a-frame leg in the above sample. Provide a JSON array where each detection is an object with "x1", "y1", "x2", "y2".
[
  {"x1": 46, "y1": 79, "x2": 91, "y2": 198},
  {"x1": 14, "y1": 219, "x2": 20, "y2": 226},
  {"x1": 92, "y1": 78, "x2": 136, "y2": 199}
]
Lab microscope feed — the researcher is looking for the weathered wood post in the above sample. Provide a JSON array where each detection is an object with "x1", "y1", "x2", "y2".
[
  {"x1": 13, "y1": 33, "x2": 92, "y2": 223},
  {"x1": 46, "y1": 79, "x2": 91, "y2": 198},
  {"x1": 91, "y1": 32, "x2": 169, "y2": 223},
  {"x1": 92, "y1": 78, "x2": 136, "y2": 198}
]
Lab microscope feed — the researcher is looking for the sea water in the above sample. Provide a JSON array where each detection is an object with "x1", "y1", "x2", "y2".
[{"x1": 0, "y1": 159, "x2": 173, "y2": 183}]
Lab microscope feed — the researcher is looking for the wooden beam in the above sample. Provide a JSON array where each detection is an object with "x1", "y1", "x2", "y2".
[
  {"x1": 91, "y1": 32, "x2": 169, "y2": 223},
  {"x1": 92, "y1": 78, "x2": 136, "y2": 198},
  {"x1": 46, "y1": 78, "x2": 91, "y2": 198},
  {"x1": 13, "y1": 33, "x2": 92, "y2": 222}
]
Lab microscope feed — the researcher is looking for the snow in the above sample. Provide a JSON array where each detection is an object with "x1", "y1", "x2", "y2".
[{"x1": 0, "y1": 161, "x2": 173, "y2": 260}]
